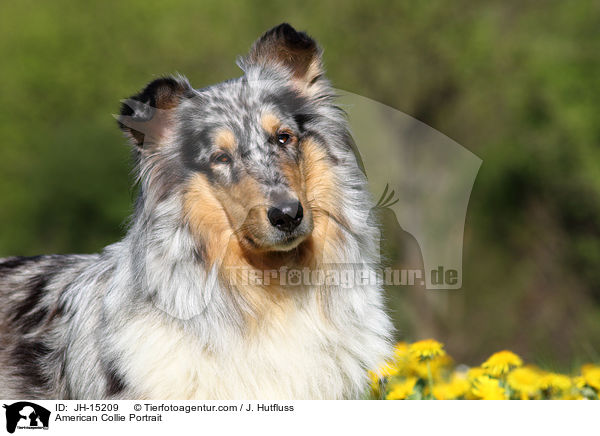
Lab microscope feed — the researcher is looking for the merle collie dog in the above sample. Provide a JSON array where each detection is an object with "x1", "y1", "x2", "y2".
[{"x1": 0, "y1": 24, "x2": 392, "y2": 399}]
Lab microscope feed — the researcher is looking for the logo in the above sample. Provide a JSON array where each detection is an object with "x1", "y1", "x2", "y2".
[{"x1": 2, "y1": 402, "x2": 50, "y2": 434}]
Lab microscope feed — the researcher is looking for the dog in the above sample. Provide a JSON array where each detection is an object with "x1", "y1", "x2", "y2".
[{"x1": 0, "y1": 23, "x2": 392, "y2": 399}]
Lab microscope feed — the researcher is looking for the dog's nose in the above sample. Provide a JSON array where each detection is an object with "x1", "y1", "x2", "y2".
[{"x1": 267, "y1": 201, "x2": 303, "y2": 232}]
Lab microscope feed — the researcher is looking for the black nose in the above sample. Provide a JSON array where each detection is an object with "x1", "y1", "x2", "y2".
[{"x1": 267, "y1": 201, "x2": 303, "y2": 232}]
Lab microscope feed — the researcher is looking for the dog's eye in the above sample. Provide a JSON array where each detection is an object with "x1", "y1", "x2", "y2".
[
  {"x1": 212, "y1": 152, "x2": 232, "y2": 164},
  {"x1": 277, "y1": 133, "x2": 291, "y2": 145}
]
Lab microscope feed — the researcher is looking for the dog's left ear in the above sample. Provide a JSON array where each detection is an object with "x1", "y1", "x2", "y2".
[
  {"x1": 243, "y1": 23, "x2": 326, "y2": 96},
  {"x1": 117, "y1": 76, "x2": 194, "y2": 148}
]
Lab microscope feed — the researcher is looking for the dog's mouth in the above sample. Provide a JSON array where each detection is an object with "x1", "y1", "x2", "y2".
[
  {"x1": 243, "y1": 227, "x2": 311, "y2": 253},
  {"x1": 269, "y1": 232, "x2": 310, "y2": 251}
]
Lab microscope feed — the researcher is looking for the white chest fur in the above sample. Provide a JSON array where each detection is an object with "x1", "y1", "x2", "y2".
[{"x1": 113, "y1": 291, "x2": 387, "y2": 400}]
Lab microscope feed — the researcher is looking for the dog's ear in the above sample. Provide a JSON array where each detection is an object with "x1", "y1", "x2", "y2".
[
  {"x1": 243, "y1": 23, "x2": 325, "y2": 96},
  {"x1": 117, "y1": 76, "x2": 193, "y2": 148}
]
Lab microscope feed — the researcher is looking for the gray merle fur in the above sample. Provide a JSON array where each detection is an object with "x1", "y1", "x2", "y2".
[{"x1": 0, "y1": 23, "x2": 392, "y2": 399}]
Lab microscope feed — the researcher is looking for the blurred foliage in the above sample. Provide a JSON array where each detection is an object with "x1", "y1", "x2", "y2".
[{"x1": 0, "y1": 0, "x2": 599, "y2": 366}]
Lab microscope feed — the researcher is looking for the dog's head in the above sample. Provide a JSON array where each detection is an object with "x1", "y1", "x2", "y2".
[{"x1": 119, "y1": 24, "x2": 355, "y2": 267}]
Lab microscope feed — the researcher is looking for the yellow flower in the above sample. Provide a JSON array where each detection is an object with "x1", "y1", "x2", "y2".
[
  {"x1": 392, "y1": 342, "x2": 414, "y2": 375},
  {"x1": 463, "y1": 368, "x2": 486, "y2": 399},
  {"x1": 368, "y1": 360, "x2": 400, "y2": 396},
  {"x1": 539, "y1": 373, "x2": 572, "y2": 393},
  {"x1": 573, "y1": 376, "x2": 586, "y2": 390},
  {"x1": 507, "y1": 367, "x2": 541, "y2": 399},
  {"x1": 472, "y1": 376, "x2": 506, "y2": 400},
  {"x1": 408, "y1": 360, "x2": 428, "y2": 379},
  {"x1": 386, "y1": 377, "x2": 418, "y2": 400},
  {"x1": 432, "y1": 354, "x2": 454, "y2": 372},
  {"x1": 370, "y1": 341, "x2": 595, "y2": 401},
  {"x1": 368, "y1": 370, "x2": 379, "y2": 384},
  {"x1": 467, "y1": 367, "x2": 486, "y2": 382},
  {"x1": 410, "y1": 339, "x2": 446, "y2": 362},
  {"x1": 393, "y1": 342, "x2": 410, "y2": 360},
  {"x1": 481, "y1": 351, "x2": 523, "y2": 377},
  {"x1": 581, "y1": 363, "x2": 596, "y2": 373},
  {"x1": 433, "y1": 374, "x2": 470, "y2": 400},
  {"x1": 368, "y1": 370, "x2": 382, "y2": 394},
  {"x1": 371, "y1": 361, "x2": 399, "y2": 380},
  {"x1": 562, "y1": 391, "x2": 585, "y2": 400},
  {"x1": 408, "y1": 354, "x2": 452, "y2": 380},
  {"x1": 581, "y1": 365, "x2": 600, "y2": 391}
]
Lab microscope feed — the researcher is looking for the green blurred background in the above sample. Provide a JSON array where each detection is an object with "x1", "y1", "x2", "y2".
[{"x1": 1, "y1": 0, "x2": 599, "y2": 368}]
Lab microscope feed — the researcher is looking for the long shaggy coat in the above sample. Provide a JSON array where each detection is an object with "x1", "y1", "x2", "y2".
[{"x1": 0, "y1": 23, "x2": 392, "y2": 400}]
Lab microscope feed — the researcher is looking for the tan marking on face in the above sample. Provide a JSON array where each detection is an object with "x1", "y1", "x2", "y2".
[
  {"x1": 183, "y1": 173, "x2": 239, "y2": 267},
  {"x1": 301, "y1": 138, "x2": 340, "y2": 219},
  {"x1": 261, "y1": 112, "x2": 281, "y2": 136},
  {"x1": 300, "y1": 138, "x2": 346, "y2": 264},
  {"x1": 214, "y1": 129, "x2": 236, "y2": 152},
  {"x1": 216, "y1": 173, "x2": 270, "y2": 250},
  {"x1": 280, "y1": 158, "x2": 307, "y2": 208},
  {"x1": 184, "y1": 172, "x2": 281, "y2": 265},
  {"x1": 184, "y1": 173, "x2": 302, "y2": 322}
]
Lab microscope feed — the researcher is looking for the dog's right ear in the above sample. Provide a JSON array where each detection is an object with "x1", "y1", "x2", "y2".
[{"x1": 117, "y1": 76, "x2": 194, "y2": 148}]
